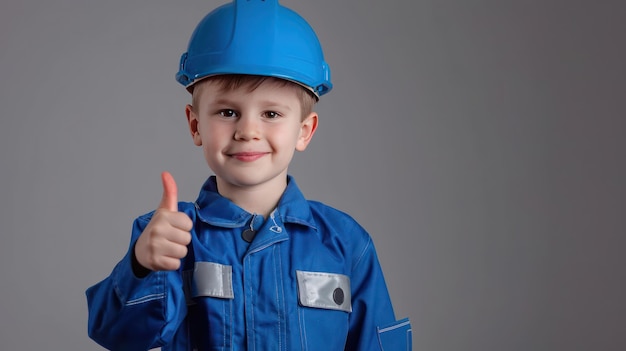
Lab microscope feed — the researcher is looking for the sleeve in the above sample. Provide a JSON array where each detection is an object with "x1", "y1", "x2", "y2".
[
  {"x1": 85, "y1": 214, "x2": 188, "y2": 351},
  {"x1": 345, "y1": 234, "x2": 413, "y2": 351}
]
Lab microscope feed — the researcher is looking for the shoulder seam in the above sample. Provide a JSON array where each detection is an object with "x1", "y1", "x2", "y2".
[{"x1": 353, "y1": 233, "x2": 372, "y2": 271}]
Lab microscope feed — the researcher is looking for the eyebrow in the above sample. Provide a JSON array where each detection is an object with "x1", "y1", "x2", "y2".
[
  {"x1": 258, "y1": 100, "x2": 292, "y2": 111},
  {"x1": 209, "y1": 98, "x2": 292, "y2": 112},
  {"x1": 210, "y1": 98, "x2": 238, "y2": 106}
]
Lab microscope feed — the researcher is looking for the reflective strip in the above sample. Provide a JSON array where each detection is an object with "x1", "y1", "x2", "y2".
[
  {"x1": 377, "y1": 318, "x2": 413, "y2": 351},
  {"x1": 378, "y1": 319, "x2": 411, "y2": 333},
  {"x1": 192, "y1": 262, "x2": 234, "y2": 299},
  {"x1": 296, "y1": 270, "x2": 352, "y2": 313},
  {"x1": 125, "y1": 293, "x2": 165, "y2": 306}
]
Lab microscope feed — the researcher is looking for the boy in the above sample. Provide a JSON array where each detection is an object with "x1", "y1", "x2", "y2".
[{"x1": 86, "y1": 0, "x2": 412, "y2": 350}]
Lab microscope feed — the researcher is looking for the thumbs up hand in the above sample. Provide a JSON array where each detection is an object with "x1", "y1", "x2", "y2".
[{"x1": 135, "y1": 172, "x2": 193, "y2": 272}]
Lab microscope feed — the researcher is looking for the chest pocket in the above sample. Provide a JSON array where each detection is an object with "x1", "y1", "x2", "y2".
[
  {"x1": 296, "y1": 270, "x2": 352, "y2": 348},
  {"x1": 183, "y1": 262, "x2": 234, "y2": 350},
  {"x1": 296, "y1": 270, "x2": 351, "y2": 312}
]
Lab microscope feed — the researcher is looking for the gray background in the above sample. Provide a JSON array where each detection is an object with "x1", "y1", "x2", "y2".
[{"x1": 1, "y1": 0, "x2": 624, "y2": 350}]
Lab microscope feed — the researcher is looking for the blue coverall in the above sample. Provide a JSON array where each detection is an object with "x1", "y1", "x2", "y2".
[{"x1": 86, "y1": 176, "x2": 412, "y2": 350}]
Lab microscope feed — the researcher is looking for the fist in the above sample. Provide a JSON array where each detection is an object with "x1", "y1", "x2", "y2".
[{"x1": 135, "y1": 172, "x2": 193, "y2": 271}]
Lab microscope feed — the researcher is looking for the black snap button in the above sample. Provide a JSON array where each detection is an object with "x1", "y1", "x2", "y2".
[
  {"x1": 241, "y1": 229, "x2": 256, "y2": 243},
  {"x1": 333, "y1": 287, "x2": 344, "y2": 305}
]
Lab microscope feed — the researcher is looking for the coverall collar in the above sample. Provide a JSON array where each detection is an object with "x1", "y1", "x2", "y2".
[{"x1": 194, "y1": 175, "x2": 317, "y2": 231}]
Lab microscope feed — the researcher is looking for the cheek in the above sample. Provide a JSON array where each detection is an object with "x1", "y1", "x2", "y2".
[
  {"x1": 202, "y1": 136, "x2": 224, "y2": 170},
  {"x1": 203, "y1": 121, "x2": 232, "y2": 141},
  {"x1": 271, "y1": 127, "x2": 300, "y2": 149},
  {"x1": 203, "y1": 130, "x2": 225, "y2": 150},
  {"x1": 200, "y1": 125, "x2": 228, "y2": 153}
]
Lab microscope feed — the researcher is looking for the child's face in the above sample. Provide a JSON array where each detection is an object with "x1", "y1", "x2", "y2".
[{"x1": 186, "y1": 79, "x2": 318, "y2": 193}]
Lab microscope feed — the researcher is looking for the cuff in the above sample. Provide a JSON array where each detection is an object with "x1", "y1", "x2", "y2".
[{"x1": 377, "y1": 318, "x2": 412, "y2": 351}]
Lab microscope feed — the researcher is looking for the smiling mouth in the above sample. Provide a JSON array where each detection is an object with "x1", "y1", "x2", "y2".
[{"x1": 229, "y1": 152, "x2": 268, "y2": 162}]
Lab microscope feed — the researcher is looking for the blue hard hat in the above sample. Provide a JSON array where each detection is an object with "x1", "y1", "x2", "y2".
[{"x1": 176, "y1": 0, "x2": 332, "y2": 98}]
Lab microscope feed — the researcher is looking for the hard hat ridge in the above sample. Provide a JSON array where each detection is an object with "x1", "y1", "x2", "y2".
[{"x1": 176, "y1": 0, "x2": 332, "y2": 98}]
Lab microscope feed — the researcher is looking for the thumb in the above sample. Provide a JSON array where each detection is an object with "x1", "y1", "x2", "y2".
[{"x1": 158, "y1": 171, "x2": 178, "y2": 211}]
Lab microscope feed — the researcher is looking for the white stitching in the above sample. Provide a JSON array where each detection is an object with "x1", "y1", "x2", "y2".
[{"x1": 125, "y1": 293, "x2": 164, "y2": 306}]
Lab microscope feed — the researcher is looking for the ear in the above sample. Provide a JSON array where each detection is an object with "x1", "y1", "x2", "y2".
[
  {"x1": 186, "y1": 104, "x2": 202, "y2": 146},
  {"x1": 296, "y1": 112, "x2": 318, "y2": 151}
]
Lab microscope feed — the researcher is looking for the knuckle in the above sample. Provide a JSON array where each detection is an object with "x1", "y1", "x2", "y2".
[
  {"x1": 179, "y1": 245, "x2": 189, "y2": 258},
  {"x1": 166, "y1": 259, "x2": 180, "y2": 271}
]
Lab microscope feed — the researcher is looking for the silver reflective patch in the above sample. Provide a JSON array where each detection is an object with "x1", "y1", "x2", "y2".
[
  {"x1": 296, "y1": 270, "x2": 352, "y2": 313},
  {"x1": 192, "y1": 262, "x2": 234, "y2": 299}
]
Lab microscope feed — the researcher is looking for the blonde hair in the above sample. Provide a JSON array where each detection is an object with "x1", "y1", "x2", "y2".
[{"x1": 191, "y1": 75, "x2": 317, "y2": 119}]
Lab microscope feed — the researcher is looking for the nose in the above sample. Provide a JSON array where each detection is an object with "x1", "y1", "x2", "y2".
[{"x1": 234, "y1": 115, "x2": 261, "y2": 141}]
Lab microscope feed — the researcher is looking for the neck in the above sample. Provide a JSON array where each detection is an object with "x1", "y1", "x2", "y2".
[{"x1": 216, "y1": 176, "x2": 287, "y2": 219}]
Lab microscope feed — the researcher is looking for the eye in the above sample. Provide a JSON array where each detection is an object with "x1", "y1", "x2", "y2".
[
  {"x1": 218, "y1": 109, "x2": 238, "y2": 118},
  {"x1": 263, "y1": 111, "x2": 280, "y2": 119}
]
